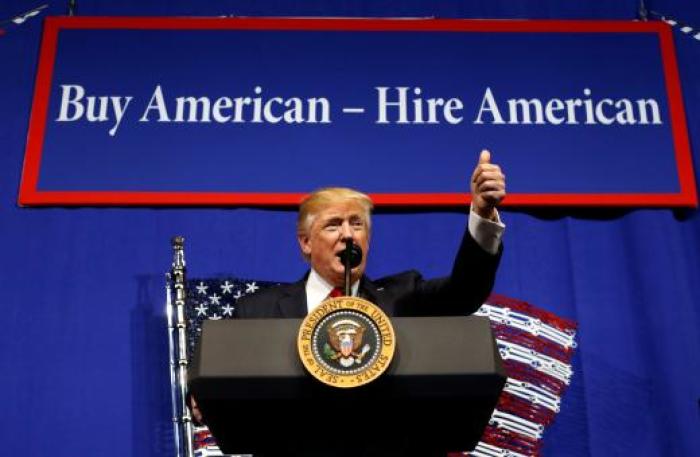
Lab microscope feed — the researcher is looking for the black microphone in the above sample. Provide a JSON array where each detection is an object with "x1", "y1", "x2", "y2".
[{"x1": 337, "y1": 238, "x2": 362, "y2": 296}]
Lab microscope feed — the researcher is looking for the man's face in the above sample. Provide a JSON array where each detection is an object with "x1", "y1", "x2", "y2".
[{"x1": 298, "y1": 201, "x2": 370, "y2": 287}]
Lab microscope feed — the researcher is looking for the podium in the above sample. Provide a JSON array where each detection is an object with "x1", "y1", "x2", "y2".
[{"x1": 189, "y1": 316, "x2": 506, "y2": 456}]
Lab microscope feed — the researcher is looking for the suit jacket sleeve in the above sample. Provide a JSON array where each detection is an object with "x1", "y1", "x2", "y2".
[{"x1": 387, "y1": 227, "x2": 502, "y2": 317}]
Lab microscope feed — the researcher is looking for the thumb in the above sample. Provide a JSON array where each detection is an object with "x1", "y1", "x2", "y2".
[{"x1": 479, "y1": 149, "x2": 491, "y2": 165}]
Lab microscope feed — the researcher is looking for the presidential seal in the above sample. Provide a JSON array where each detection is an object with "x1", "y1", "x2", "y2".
[{"x1": 297, "y1": 296, "x2": 396, "y2": 388}]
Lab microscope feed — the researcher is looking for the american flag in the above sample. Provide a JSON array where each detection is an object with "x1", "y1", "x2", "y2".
[
  {"x1": 463, "y1": 295, "x2": 577, "y2": 457},
  {"x1": 185, "y1": 278, "x2": 277, "y2": 362},
  {"x1": 183, "y1": 280, "x2": 577, "y2": 457},
  {"x1": 185, "y1": 277, "x2": 277, "y2": 457}
]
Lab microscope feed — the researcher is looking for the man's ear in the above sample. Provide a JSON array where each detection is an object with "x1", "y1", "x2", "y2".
[{"x1": 298, "y1": 233, "x2": 312, "y2": 257}]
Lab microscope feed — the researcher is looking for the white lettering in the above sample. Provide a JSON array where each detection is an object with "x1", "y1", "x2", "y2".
[
  {"x1": 508, "y1": 98, "x2": 545, "y2": 124},
  {"x1": 476, "y1": 87, "x2": 662, "y2": 126},
  {"x1": 615, "y1": 99, "x2": 635, "y2": 125},
  {"x1": 377, "y1": 86, "x2": 463, "y2": 124},
  {"x1": 140, "y1": 85, "x2": 170, "y2": 122},
  {"x1": 56, "y1": 84, "x2": 85, "y2": 122},
  {"x1": 175, "y1": 96, "x2": 212, "y2": 123},
  {"x1": 443, "y1": 98, "x2": 463, "y2": 124},
  {"x1": 376, "y1": 86, "x2": 409, "y2": 124},
  {"x1": 545, "y1": 98, "x2": 565, "y2": 125},
  {"x1": 595, "y1": 99, "x2": 615, "y2": 125},
  {"x1": 304, "y1": 98, "x2": 330, "y2": 123},
  {"x1": 636, "y1": 99, "x2": 662, "y2": 124},
  {"x1": 56, "y1": 84, "x2": 132, "y2": 136},
  {"x1": 109, "y1": 96, "x2": 132, "y2": 136},
  {"x1": 212, "y1": 97, "x2": 233, "y2": 123},
  {"x1": 474, "y1": 87, "x2": 505, "y2": 124}
]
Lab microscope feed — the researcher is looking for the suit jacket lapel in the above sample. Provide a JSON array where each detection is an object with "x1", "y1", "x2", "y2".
[
  {"x1": 360, "y1": 275, "x2": 398, "y2": 316},
  {"x1": 359, "y1": 276, "x2": 381, "y2": 305}
]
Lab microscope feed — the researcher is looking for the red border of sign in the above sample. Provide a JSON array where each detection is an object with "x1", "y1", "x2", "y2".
[{"x1": 18, "y1": 17, "x2": 697, "y2": 207}]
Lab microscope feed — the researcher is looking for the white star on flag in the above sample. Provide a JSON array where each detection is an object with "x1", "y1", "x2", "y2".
[
  {"x1": 245, "y1": 282, "x2": 259, "y2": 293},
  {"x1": 196, "y1": 282, "x2": 209, "y2": 295},
  {"x1": 220, "y1": 281, "x2": 234, "y2": 294},
  {"x1": 194, "y1": 303, "x2": 208, "y2": 316},
  {"x1": 209, "y1": 294, "x2": 221, "y2": 305},
  {"x1": 221, "y1": 304, "x2": 234, "y2": 316},
  {"x1": 233, "y1": 290, "x2": 242, "y2": 299}
]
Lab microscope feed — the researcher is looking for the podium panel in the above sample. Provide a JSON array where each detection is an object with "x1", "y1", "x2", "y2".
[{"x1": 189, "y1": 316, "x2": 505, "y2": 456}]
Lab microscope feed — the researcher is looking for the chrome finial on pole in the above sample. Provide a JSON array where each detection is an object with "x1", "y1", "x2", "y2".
[{"x1": 167, "y1": 236, "x2": 194, "y2": 457}]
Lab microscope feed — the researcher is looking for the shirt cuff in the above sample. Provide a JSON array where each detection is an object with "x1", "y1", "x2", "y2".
[{"x1": 468, "y1": 204, "x2": 505, "y2": 255}]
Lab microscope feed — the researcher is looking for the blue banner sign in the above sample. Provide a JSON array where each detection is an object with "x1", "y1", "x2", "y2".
[{"x1": 19, "y1": 17, "x2": 696, "y2": 207}]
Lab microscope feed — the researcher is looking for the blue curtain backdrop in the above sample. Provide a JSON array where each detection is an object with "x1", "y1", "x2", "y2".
[{"x1": 1, "y1": 1, "x2": 699, "y2": 456}]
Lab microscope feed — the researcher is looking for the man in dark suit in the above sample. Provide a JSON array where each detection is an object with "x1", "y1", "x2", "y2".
[{"x1": 236, "y1": 150, "x2": 506, "y2": 318}]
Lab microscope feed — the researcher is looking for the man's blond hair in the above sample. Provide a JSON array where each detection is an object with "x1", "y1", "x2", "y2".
[{"x1": 297, "y1": 187, "x2": 374, "y2": 236}]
